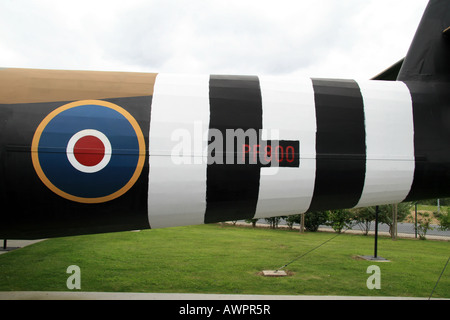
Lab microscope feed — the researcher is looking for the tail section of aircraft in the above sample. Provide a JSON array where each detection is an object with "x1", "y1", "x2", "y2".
[{"x1": 397, "y1": 0, "x2": 450, "y2": 82}]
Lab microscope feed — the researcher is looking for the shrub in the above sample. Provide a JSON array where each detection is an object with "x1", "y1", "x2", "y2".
[
  {"x1": 437, "y1": 208, "x2": 450, "y2": 231},
  {"x1": 416, "y1": 212, "x2": 434, "y2": 240},
  {"x1": 304, "y1": 211, "x2": 329, "y2": 232}
]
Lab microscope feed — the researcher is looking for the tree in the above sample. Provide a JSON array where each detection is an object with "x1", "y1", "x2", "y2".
[
  {"x1": 245, "y1": 218, "x2": 258, "y2": 228},
  {"x1": 378, "y1": 203, "x2": 411, "y2": 236},
  {"x1": 304, "y1": 211, "x2": 329, "y2": 232},
  {"x1": 327, "y1": 209, "x2": 352, "y2": 233},
  {"x1": 351, "y1": 207, "x2": 376, "y2": 235},
  {"x1": 265, "y1": 216, "x2": 285, "y2": 229},
  {"x1": 284, "y1": 215, "x2": 300, "y2": 230}
]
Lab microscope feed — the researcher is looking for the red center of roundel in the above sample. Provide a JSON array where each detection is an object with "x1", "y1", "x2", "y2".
[{"x1": 73, "y1": 135, "x2": 105, "y2": 167}]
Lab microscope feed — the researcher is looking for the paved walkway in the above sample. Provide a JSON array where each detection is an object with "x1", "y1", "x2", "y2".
[
  {"x1": 0, "y1": 291, "x2": 441, "y2": 300},
  {"x1": 0, "y1": 239, "x2": 45, "y2": 255}
]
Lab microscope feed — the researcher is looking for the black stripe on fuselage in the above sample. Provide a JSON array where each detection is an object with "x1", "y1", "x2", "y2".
[
  {"x1": 204, "y1": 75, "x2": 262, "y2": 223},
  {"x1": 403, "y1": 81, "x2": 450, "y2": 201},
  {"x1": 308, "y1": 79, "x2": 366, "y2": 212}
]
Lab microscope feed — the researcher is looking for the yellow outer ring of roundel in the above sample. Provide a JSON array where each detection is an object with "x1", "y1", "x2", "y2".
[{"x1": 31, "y1": 99, "x2": 146, "y2": 204}]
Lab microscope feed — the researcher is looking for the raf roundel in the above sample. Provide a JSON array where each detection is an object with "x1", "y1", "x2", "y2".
[{"x1": 31, "y1": 100, "x2": 146, "y2": 203}]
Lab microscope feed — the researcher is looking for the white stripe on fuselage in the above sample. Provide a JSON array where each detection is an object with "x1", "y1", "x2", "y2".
[
  {"x1": 356, "y1": 80, "x2": 415, "y2": 207},
  {"x1": 254, "y1": 76, "x2": 317, "y2": 218},
  {"x1": 148, "y1": 74, "x2": 210, "y2": 228}
]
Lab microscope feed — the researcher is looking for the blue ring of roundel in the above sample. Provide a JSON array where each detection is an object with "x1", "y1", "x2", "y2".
[{"x1": 37, "y1": 103, "x2": 141, "y2": 200}]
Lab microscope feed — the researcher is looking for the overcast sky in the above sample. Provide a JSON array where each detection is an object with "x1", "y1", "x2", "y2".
[{"x1": 0, "y1": 0, "x2": 428, "y2": 79}]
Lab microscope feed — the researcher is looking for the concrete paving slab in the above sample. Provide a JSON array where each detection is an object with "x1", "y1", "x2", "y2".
[
  {"x1": 262, "y1": 270, "x2": 288, "y2": 277},
  {"x1": 356, "y1": 255, "x2": 391, "y2": 262}
]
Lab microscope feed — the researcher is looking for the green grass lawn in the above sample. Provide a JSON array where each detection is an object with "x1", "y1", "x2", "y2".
[{"x1": 0, "y1": 224, "x2": 448, "y2": 298}]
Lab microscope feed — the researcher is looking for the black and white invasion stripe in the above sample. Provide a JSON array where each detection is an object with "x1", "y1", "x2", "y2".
[{"x1": 147, "y1": 73, "x2": 447, "y2": 228}]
